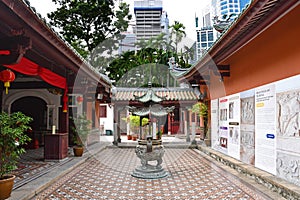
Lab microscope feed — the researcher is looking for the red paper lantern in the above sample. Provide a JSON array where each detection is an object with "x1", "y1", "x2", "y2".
[
  {"x1": 76, "y1": 96, "x2": 83, "y2": 104},
  {"x1": 0, "y1": 69, "x2": 15, "y2": 94}
]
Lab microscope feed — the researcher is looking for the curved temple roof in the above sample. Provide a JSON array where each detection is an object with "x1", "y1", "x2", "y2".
[
  {"x1": 113, "y1": 87, "x2": 199, "y2": 102},
  {"x1": 128, "y1": 105, "x2": 175, "y2": 117},
  {"x1": 134, "y1": 88, "x2": 166, "y2": 103}
]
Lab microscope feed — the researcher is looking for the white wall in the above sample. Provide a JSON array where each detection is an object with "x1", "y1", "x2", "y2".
[{"x1": 99, "y1": 104, "x2": 114, "y2": 134}]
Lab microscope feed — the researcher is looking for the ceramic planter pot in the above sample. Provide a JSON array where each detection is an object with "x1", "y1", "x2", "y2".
[
  {"x1": 0, "y1": 175, "x2": 16, "y2": 200},
  {"x1": 132, "y1": 135, "x2": 137, "y2": 141},
  {"x1": 73, "y1": 146, "x2": 84, "y2": 157}
]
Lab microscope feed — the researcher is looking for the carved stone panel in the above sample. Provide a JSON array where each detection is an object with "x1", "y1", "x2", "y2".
[
  {"x1": 277, "y1": 90, "x2": 300, "y2": 137},
  {"x1": 240, "y1": 96, "x2": 255, "y2": 165},
  {"x1": 277, "y1": 151, "x2": 300, "y2": 186}
]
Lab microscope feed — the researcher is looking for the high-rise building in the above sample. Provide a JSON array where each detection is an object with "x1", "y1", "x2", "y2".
[
  {"x1": 118, "y1": 0, "x2": 169, "y2": 55},
  {"x1": 134, "y1": 0, "x2": 168, "y2": 42},
  {"x1": 218, "y1": 0, "x2": 240, "y2": 16},
  {"x1": 160, "y1": 11, "x2": 169, "y2": 43},
  {"x1": 195, "y1": 0, "x2": 250, "y2": 59},
  {"x1": 239, "y1": 0, "x2": 251, "y2": 11},
  {"x1": 195, "y1": 4, "x2": 218, "y2": 59},
  {"x1": 118, "y1": 32, "x2": 136, "y2": 54}
]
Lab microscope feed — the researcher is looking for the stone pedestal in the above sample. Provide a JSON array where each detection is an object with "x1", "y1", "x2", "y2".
[{"x1": 132, "y1": 139, "x2": 168, "y2": 179}]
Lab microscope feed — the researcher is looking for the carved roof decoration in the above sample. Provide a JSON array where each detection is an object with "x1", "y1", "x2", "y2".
[
  {"x1": 127, "y1": 105, "x2": 175, "y2": 117},
  {"x1": 134, "y1": 88, "x2": 166, "y2": 103}
]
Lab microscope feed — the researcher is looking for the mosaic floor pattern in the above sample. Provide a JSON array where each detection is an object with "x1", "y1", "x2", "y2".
[
  {"x1": 13, "y1": 148, "x2": 57, "y2": 189},
  {"x1": 33, "y1": 148, "x2": 273, "y2": 200},
  {"x1": 13, "y1": 147, "x2": 71, "y2": 190}
]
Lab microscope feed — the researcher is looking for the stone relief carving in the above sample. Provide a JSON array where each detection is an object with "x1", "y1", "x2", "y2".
[
  {"x1": 240, "y1": 130, "x2": 255, "y2": 165},
  {"x1": 240, "y1": 96, "x2": 255, "y2": 165},
  {"x1": 241, "y1": 97, "x2": 255, "y2": 124},
  {"x1": 277, "y1": 90, "x2": 300, "y2": 137},
  {"x1": 229, "y1": 127, "x2": 239, "y2": 144},
  {"x1": 240, "y1": 130, "x2": 254, "y2": 146},
  {"x1": 277, "y1": 152, "x2": 300, "y2": 186},
  {"x1": 276, "y1": 90, "x2": 300, "y2": 186}
]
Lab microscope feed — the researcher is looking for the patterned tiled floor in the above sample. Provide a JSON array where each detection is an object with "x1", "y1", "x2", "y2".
[
  {"x1": 13, "y1": 148, "x2": 61, "y2": 189},
  {"x1": 31, "y1": 147, "x2": 275, "y2": 200}
]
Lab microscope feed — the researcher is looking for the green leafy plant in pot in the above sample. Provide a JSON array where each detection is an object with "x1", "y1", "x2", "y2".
[
  {"x1": 122, "y1": 115, "x2": 148, "y2": 140},
  {"x1": 156, "y1": 130, "x2": 162, "y2": 140},
  {"x1": 70, "y1": 113, "x2": 91, "y2": 157},
  {"x1": 190, "y1": 102, "x2": 208, "y2": 140},
  {"x1": 0, "y1": 111, "x2": 32, "y2": 200}
]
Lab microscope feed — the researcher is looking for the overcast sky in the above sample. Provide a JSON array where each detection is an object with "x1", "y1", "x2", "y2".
[{"x1": 29, "y1": 0, "x2": 209, "y2": 40}]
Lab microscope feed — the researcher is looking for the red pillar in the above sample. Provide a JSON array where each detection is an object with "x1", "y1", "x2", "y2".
[{"x1": 168, "y1": 113, "x2": 171, "y2": 135}]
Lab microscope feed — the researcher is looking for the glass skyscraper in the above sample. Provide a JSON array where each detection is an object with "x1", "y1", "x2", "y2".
[{"x1": 195, "y1": 0, "x2": 250, "y2": 59}]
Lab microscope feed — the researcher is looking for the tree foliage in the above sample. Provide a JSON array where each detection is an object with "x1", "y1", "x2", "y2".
[
  {"x1": 108, "y1": 47, "x2": 180, "y2": 87},
  {"x1": 48, "y1": 4, "x2": 193, "y2": 83},
  {"x1": 122, "y1": 115, "x2": 149, "y2": 135},
  {"x1": 48, "y1": 0, "x2": 132, "y2": 58},
  {"x1": 191, "y1": 102, "x2": 208, "y2": 118},
  {"x1": 190, "y1": 102, "x2": 209, "y2": 138},
  {"x1": 108, "y1": 20, "x2": 192, "y2": 85},
  {"x1": 169, "y1": 21, "x2": 186, "y2": 54}
]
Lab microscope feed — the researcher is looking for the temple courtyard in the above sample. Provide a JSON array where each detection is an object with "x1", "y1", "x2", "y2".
[{"x1": 9, "y1": 136, "x2": 288, "y2": 200}]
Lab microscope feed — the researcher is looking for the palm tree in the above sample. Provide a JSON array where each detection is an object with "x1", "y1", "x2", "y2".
[
  {"x1": 135, "y1": 33, "x2": 170, "y2": 51},
  {"x1": 135, "y1": 38, "x2": 150, "y2": 49},
  {"x1": 169, "y1": 21, "x2": 186, "y2": 54},
  {"x1": 150, "y1": 33, "x2": 170, "y2": 50},
  {"x1": 182, "y1": 45, "x2": 195, "y2": 67}
]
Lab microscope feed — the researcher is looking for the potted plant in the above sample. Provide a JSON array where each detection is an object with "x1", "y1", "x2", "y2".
[
  {"x1": 191, "y1": 102, "x2": 209, "y2": 143},
  {"x1": 127, "y1": 134, "x2": 132, "y2": 140},
  {"x1": 70, "y1": 114, "x2": 91, "y2": 157},
  {"x1": 0, "y1": 111, "x2": 32, "y2": 200},
  {"x1": 132, "y1": 134, "x2": 138, "y2": 141},
  {"x1": 156, "y1": 130, "x2": 162, "y2": 140}
]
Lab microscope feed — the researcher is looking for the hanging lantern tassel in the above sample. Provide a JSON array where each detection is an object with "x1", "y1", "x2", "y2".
[
  {"x1": 63, "y1": 93, "x2": 68, "y2": 113},
  {"x1": 0, "y1": 69, "x2": 15, "y2": 94},
  {"x1": 4, "y1": 81, "x2": 10, "y2": 94}
]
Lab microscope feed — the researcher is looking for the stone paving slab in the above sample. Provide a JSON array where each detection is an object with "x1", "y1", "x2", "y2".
[
  {"x1": 31, "y1": 148, "x2": 282, "y2": 200},
  {"x1": 9, "y1": 143, "x2": 108, "y2": 200},
  {"x1": 198, "y1": 145, "x2": 300, "y2": 200}
]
